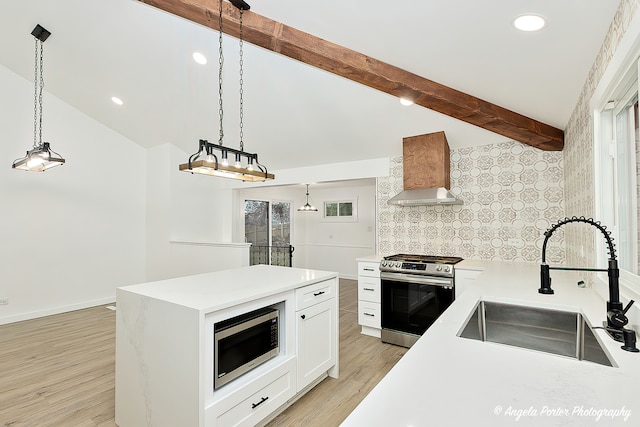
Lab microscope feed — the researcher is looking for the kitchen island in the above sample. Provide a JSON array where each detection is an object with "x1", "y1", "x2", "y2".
[
  {"x1": 342, "y1": 260, "x2": 639, "y2": 426},
  {"x1": 115, "y1": 264, "x2": 339, "y2": 427}
]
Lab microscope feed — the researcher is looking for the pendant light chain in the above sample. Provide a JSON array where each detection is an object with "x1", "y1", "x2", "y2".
[
  {"x1": 38, "y1": 39, "x2": 44, "y2": 148},
  {"x1": 218, "y1": 0, "x2": 224, "y2": 145},
  {"x1": 33, "y1": 38, "x2": 40, "y2": 149},
  {"x1": 239, "y1": 9, "x2": 244, "y2": 152},
  {"x1": 31, "y1": 37, "x2": 45, "y2": 149},
  {"x1": 33, "y1": 38, "x2": 38, "y2": 148}
]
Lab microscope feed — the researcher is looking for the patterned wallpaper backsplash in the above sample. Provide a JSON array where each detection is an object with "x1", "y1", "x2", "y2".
[
  {"x1": 564, "y1": 0, "x2": 639, "y2": 267},
  {"x1": 377, "y1": 140, "x2": 566, "y2": 263}
]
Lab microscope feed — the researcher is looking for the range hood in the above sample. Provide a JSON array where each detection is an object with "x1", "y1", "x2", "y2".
[
  {"x1": 387, "y1": 131, "x2": 463, "y2": 206},
  {"x1": 388, "y1": 187, "x2": 462, "y2": 206}
]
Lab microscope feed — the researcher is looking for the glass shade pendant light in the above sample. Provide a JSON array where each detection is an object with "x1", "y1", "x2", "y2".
[
  {"x1": 179, "y1": 0, "x2": 274, "y2": 182},
  {"x1": 12, "y1": 25, "x2": 65, "y2": 172},
  {"x1": 298, "y1": 184, "x2": 318, "y2": 212}
]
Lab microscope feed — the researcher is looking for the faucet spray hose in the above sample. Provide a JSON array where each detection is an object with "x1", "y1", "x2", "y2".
[
  {"x1": 540, "y1": 217, "x2": 618, "y2": 303},
  {"x1": 541, "y1": 216, "x2": 617, "y2": 262}
]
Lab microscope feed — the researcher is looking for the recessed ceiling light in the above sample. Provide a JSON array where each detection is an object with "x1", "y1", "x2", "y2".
[
  {"x1": 400, "y1": 97, "x2": 414, "y2": 106},
  {"x1": 513, "y1": 14, "x2": 546, "y2": 32},
  {"x1": 193, "y1": 52, "x2": 207, "y2": 65},
  {"x1": 111, "y1": 96, "x2": 124, "y2": 106}
]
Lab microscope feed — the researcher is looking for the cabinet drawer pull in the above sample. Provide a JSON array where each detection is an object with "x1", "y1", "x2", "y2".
[
  {"x1": 313, "y1": 291, "x2": 325, "y2": 296},
  {"x1": 363, "y1": 268, "x2": 374, "y2": 271},
  {"x1": 364, "y1": 312, "x2": 375, "y2": 317},
  {"x1": 301, "y1": 314, "x2": 306, "y2": 320},
  {"x1": 363, "y1": 287, "x2": 375, "y2": 291},
  {"x1": 251, "y1": 396, "x2": 269, "y2": 409}
]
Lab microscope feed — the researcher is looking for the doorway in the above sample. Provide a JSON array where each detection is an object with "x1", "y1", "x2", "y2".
[{"x1": 244, "y1": 200, "x2": 293, "y2": 266}]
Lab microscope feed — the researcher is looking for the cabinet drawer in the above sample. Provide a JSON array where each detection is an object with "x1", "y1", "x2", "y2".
[
  {"x1": 358, "y1": 302, "x2": 381, "y2": 328},
  {"x1": 358, "y1": 262, "x2": 380, "y2": 278},
  {"x1": 215, "y1": 362, "x2": 295, "y2": 427},
  {"x1": 296, "y1": 278, "x2": 336, "y2": 311},
  {"x1": 357, "y1": 277, "x2": 380, "y2": 303}
]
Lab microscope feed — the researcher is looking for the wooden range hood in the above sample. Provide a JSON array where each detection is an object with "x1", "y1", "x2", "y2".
[
  {"x1": 387, "y1": 132, "x2": 463, "y2": 206},
  {"x1": 137, "y1": 0, "x2": 564, "y2": 152}
]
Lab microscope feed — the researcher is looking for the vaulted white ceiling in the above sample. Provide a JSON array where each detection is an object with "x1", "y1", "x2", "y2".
[{"x1": 0, "y1": 0, "x2": 620, "y2": 171}]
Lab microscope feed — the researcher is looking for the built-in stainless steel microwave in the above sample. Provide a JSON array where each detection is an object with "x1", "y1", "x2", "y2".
[{"x1": 214, "y1": 306, "x2": 279, "y2": 389}]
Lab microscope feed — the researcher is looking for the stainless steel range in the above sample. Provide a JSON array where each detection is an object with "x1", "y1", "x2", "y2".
[{"x1": 380, "y1": 254, "x2": 463, "y2": 348}]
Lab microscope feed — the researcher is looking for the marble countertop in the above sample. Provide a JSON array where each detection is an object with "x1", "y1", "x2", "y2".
[
  {"x1": 342, "y1": 261, "x2": 639, "y2": 426},
  {"x1": 116, "y1": 264, "x2": 337, "y2": 313}
]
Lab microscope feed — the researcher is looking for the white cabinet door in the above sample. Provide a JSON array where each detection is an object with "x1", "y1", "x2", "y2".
[{"x1": 296, "y1": 298, "x2": 336, "y2": 392}]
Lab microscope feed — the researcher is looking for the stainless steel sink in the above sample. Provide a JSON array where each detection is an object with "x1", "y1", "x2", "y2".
[{"x1": 458, "y1": 301, "x2": 614, "y2": 367}]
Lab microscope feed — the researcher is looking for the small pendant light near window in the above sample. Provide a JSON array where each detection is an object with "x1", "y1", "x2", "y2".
[
  {"x1": 12, "y1": 25, "x2": 65, "y2": 172},
  {"x1": 179, "y1": 0, "x2": 274, "y2": 182},
  {"x1": 298, "y1": 184, "x2": 318, "y2": 212}
]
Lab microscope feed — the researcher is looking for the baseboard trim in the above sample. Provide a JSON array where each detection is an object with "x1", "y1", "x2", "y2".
[
  {"x1": 361, "y1": 326, "x2": 382, "y2": 338},
  {"x1": 0, "y1": 296, "x2": 116, "y2": 325}
]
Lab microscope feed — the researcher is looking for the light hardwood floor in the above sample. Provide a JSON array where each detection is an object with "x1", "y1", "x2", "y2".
[
  {"x1": 267, "y1": 279, "x2": 407, "y2": 426},
  {"x1": 0, "y1": 279, "x2": 407, "y2": 426},
  {"x1": 0, "y1": 303, "x2": 116, "y2": 426}
]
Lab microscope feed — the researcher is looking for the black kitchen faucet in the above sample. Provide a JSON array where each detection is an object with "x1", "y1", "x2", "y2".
[{"x1": 539, "y1": 216, "x2": 639, "y2": 352}]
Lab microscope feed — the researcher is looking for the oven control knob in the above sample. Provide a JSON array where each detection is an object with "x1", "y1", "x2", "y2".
[
  {"x1": 436, "y1": 265, "x2": 443, "y2": 271},
  {"x1": 381, "y1": 261, "x2": 387, "y2": 268},
  {"x1": 444, "y1": 266, "x2": 451, "y2": 273},
  {"x1": 395, "y1": 262, "x2": 402, "y2": 268}
]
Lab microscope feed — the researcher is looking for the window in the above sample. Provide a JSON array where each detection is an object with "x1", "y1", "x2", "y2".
[
  {"x1": 595, "y1": 57, "x2": 640, "y2": 291},
  {"x1": 612, "y1": 93, "x2": 639, "y2": 275},
  {"x1": 324, "y1": 201, "x2": 352, "y2": 217},
  {"x1": 323, "y1": 199, "x2": 357, "y2": 222}
]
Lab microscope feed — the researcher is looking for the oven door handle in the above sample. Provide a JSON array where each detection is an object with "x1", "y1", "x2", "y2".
[{"x1": 380, "y1": 272, "x2": 453, "y2": 288}]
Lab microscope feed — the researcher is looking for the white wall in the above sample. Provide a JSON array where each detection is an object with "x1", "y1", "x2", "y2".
[
  {"x1": 144, "y1": 144, "x2": 249, "y2": 282},
  {"x1": 0, "y1": 64, "x2": 146, "y2": 324},
  {"x1": 237, "y1": 158, "x2": 389, "y2": 188},
  {"x1": 299, "y1": 182, "x2": 376, "y2": 279},
  {"x1": 236, "y1": 179, "x2": 376, "y2": 279}
]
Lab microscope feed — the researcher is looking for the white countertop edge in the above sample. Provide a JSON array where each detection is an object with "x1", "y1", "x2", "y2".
[
  {"x1": 169, "y1": 240, "x2": 251, "y2": 248},
  {"x1": 117, "y1": 265, "x2": 338, "y2": 313},
  {"x1": 356, "y1": 253, "x2": 384, "y2": 263}
]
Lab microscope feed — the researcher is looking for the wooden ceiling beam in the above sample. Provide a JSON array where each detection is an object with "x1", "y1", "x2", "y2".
[{"x1": 138, "y1": 0, "x2": 564, "y2": 151}]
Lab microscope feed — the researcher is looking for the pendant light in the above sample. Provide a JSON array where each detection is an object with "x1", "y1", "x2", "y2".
[
  {"x1": 12, "y1": 25, "x2": 65, "y2": 172},
  {"x1": 298, "y1": 184, "x2": 318, "y2": 212},
  {"x1": 179, "y1": 0, "x2": 274, "y2": 182}
]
